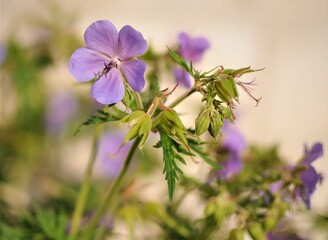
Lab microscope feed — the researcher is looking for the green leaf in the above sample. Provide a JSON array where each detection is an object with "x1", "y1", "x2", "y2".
[
  {"x1": 74, "y1": 108, "x2": 126, "y2": 135},
  {"x1": 34, "y1": 206, "x2": 68, "y2": 240},
  {"x1": 187, "y1": 138, "x2": 221, "y2": 170},
  {"x1": 158, "y1": 130, "x2": 186, "y2": 203},
  {"x1": 167, "y1": 47, "x2": 191, "y2": 74}
]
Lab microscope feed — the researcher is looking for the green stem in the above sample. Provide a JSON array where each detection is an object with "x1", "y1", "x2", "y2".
[
  {"x1": 81, "y1": 137, "x2": 141, "y2": 240},
  {"x1": 69, "y1": 126, "x2": 102, "y2": 240},
  {"x1": 133, "y1": 92, "x2": 144, "y2": 110},
  {"x1": 169, "y1": 87, "x2": 196, "y2": 108}
]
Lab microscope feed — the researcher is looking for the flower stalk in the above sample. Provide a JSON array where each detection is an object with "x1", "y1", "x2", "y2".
[{"x1": 69, "y1": 125, "x2": 102, "y2": 240}]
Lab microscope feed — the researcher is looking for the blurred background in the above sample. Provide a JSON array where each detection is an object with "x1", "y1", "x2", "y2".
[{"x1": 1, "y1": 0, "x2": 327, "y2": 237}]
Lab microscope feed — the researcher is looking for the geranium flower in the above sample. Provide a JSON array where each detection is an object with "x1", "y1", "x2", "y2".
[
  {"x1": 216, "y1": 121, "x2": 246, "y2": 179},
  {"x1": 173, "y1": 32, "x2": 210, "y2": 88},
  {"x1": 95, "y1": 131, "x2": 134, "y2": 178},
  {"x1": 69, "y1": 20, "x2": 147, "y2": 104},
  {"x1": 295, "y1": 143, "x2": 323, "y2": 209},
  {"x1": 0, "y1": 43, "x2": 6, "y2": 64}
]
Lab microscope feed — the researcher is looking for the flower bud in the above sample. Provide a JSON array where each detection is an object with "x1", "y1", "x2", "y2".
[
  {"x1": 195, "y1": 112, "x2": 211, "y2": 136},
  {"x1": 247, "y1": 222, "x2": 265, "y2": 240},
  {"x1": 229, "y1": 229, "x2": 244, "y2": 240},
  {"x1": 209, "y1": 113, "x2": 223, "y2": 138}
]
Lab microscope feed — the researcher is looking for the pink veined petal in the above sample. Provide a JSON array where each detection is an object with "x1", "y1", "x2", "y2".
[
  {"x1": 120, "y1": 60, "x2": 146, "y2": 92},
  {"x1": 118, "y1": 25, "x2": 147, "y2": 60},
  {"x1": 69, "y1": 48, "x2": 109, "y2": 82},
  {"x1": 91, "y1": 69, "x2": 125, "y2": 104},
  {"x1": 84, "y1": 20, "x2": 119, "y2": 57}
]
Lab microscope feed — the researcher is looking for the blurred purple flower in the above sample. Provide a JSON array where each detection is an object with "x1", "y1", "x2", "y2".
[
  {"x1": 95, "y1": 131, "x2": 133, "y2": 178},
  {"x1": 217, "y1": 122, "x2": 246, "y2": 180},
  {"x1": 295, "y1": 143, "x2": 323, "y2": 209},
  {"x1": 0, "y1": 44, "x2": 6, "y2": 64},
  {"x1": 45, "y1": 91, "x2": 77, "y2": 134},
  {"x1": 267, "y1": 230, "x2": 305, "y2": 240},
  {"x1": 174, "y1": 32, "x2": 210, "y2": 88},
  {"x1": 69, "y1": 20, "x2": 147, "y2": 104}
]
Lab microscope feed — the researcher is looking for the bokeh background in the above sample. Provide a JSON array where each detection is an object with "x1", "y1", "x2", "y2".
[{"x1": 1, "y1": 0, "x2": 328, "y2": 236}]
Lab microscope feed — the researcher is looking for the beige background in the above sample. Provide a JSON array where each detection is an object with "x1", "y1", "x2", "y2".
[{"x1": 2, "y1": 0, "x2": 328, "y2": 212}]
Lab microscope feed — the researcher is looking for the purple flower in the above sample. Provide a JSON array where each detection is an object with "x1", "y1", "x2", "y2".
[
  {"x1": 174, "y1": 32, "x2": 210, "y2": 88},
  {"x1": 95, "y1": 131, "x2": 133, "y2": 178},
  {"x1": 45, "y1": 91, "x2": 77, "y2": 134},
  {"x1": 217, "y1": 122, "x2": 246, "y2": 180},
  {"x1": 69, "y1": 20, "x2": 147, "y2": 104},
  {"x1": 0, "y1": 44, "x2": 6, "y2": 64},
  {"x1": 295, "y1": 143, "x2": 323, "y2": 209}
]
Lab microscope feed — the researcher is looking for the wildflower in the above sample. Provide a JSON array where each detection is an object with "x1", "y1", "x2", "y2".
[
  {"x1": 295, "y1": 143, "x2": 323, "y2": 209},
  {"x1": 95, "y1": 131, "x2": 134, "y2": 178},
  {"x1": 45, "y1": 91, "x2": 77, "y2": 134},
  {"x1": 173, "y1": 32, "x2": 210, "y2": 88},
  {"x1": 216, "y1": 121, "x2": 246, "y2": 179},
  {"x1": 69, "y1": 20, "x2": 147, "y2": 104},
  {"x1": 0, "y1": 43, "x2": 6, "y2": 64}
]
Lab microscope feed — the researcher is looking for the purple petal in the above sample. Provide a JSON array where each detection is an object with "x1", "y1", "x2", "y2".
[
  {"x1": 173, "y1": 68, "x2": 193, "y2": 88},
  {"x1": 84, "y1": 20, "x2": 119, "y2": 57},
  {"x1": 69, "y1": 48, "x2": 109, "y2": 82},
  {"x1": 300, "y1": 165, "x2": 321, "y2": 196},
  {"x1": 96, "y1": 131, "x2": 132, "y2": 178},
  {"x1": 222, "y1": 128, "x2": 246, "y2": 154},
  {"x1": 217, "y1": 151, "x2": 242, "y2": 180},
  {"x1": 120, "y1": 60, "x2": 146, "y2": 92},
  {"x1": 91, "y1": 69, "x2": 125, "y2": 104},
  {"x1": 303, "y1": 143, "x2": 323, "y2": 165},
  {"x1": 118, "y1": 25, "x2": 147, "y2": 60},
  {"x1": 178, "y1": 32, "x2": 210, "y2": 63}
]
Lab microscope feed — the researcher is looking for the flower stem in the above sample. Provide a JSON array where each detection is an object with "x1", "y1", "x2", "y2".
[
  {"x1": 81, "y1": 137, "x2": 141, "y2": 240},
  {"x1": 133, "y1": 92, "x2": 144, "y2": 110},
  {"x1": 69, "y1": 125, "x2": 102, "y2": 240}
]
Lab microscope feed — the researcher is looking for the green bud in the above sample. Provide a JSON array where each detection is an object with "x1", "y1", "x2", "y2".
[
  {"x1": 124, "y1": 122, "x2": 141, "y2": 143},
  {"x1": 162, "y1": 109, "x2": 185, "y2": 129},
  {"x1": 122, "y1": 89, "x2": 132, "y2": 108},
  {"x1": 120, "y1": 110, "x2": 146, "y2": 125},
  {"x1": 138, "y1": 116, "x2": 152, "y2": 135},
  {"x1": 264, "y1": 209, "x2": 279, "y2": 231},
  {"x1": 247, "y1": 222, "x2": 265, "y2": 240},
  {"x1": 195, "y1": 112, "x2": 211, "y2": 136},
  {"x1": 209, "y1": 113, "x2": 223, "y2": 138},
  {"x1": 229, "y1": 229, "x2": 244, "y2": 240}
]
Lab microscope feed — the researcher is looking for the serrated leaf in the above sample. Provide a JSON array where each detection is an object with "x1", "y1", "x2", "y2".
[
  {"x1": 159, "y1": 131, "x2": 186, "y2": 203},
  {"x1": 74, "y1": 108, "x2": 126, "y2": 135}
]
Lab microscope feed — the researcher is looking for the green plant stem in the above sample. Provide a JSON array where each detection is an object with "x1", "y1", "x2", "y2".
[
  {"x1": 81, "y1": 137, "x2": 141, "y2": 240},
  {"x1": 133, "y1": 92, "x2": 144, "y2": 110},
  {"x1": 69, "y1": 126, "x2": 102, "y2": 240}
]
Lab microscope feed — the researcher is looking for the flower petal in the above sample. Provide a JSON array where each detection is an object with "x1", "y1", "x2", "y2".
[
  {"x1": 69, "y1": 48, "x2": 109, "y2": 82},
  {"x1": 91, "y1": 69, "x2": 125, "y2": 104},
  {"x1": 84, "y1": 20, "x2": 119, "y2": 56},
  {"x1": 178, "y1": 32, "x2": 210, "y2": 62},
  {"x1": 120, "y1": 60, "x2": 146, "y2": 92},
  {"x1": 303, "y1": 143, "x2": 323, "y2": 165},
  {"x1": 173, "y1": 68, "x2": 193, "y2": 88},
  {"x1": 118, "y1": 25, "x2": 147, "y2": 60}
]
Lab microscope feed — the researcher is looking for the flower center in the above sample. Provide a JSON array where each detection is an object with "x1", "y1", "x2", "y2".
[{"x1": 103, "y1": 58, "x2": 121, "y2": 73}]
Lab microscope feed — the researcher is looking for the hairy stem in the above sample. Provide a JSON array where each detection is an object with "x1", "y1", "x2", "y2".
[
  {"x1": 69, "y1": 126, "x2": 102, "y2": 240},
  {"x1": 81, "y1": 137, "x2": 141, "y2": 240},
  {"x1": 133, "y1": 91, "x2": 144, "y2": 110}
]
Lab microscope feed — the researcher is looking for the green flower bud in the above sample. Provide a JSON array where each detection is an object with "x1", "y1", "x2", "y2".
[
  {"x1": 209, "y1": 113, "x2": 223, "y2": 138},
  {"x1": 247, "y1": 222, "x2": 265, "y2": 240},
  {"x1": 120, "y1": 110, "x2": 146, "y2": 125},
  {"x1": 229, "y1": 229, "x2": 244, "y2": 240},
  {"x1": 195, "y1": 112, "x2": 211, "y2": 136},
  {"x1": 124, "y1": 122, "x2": 142, "y2": 143},
  {"x1": 264, "y1": 209, "x2": 279, "y2": 231}
]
